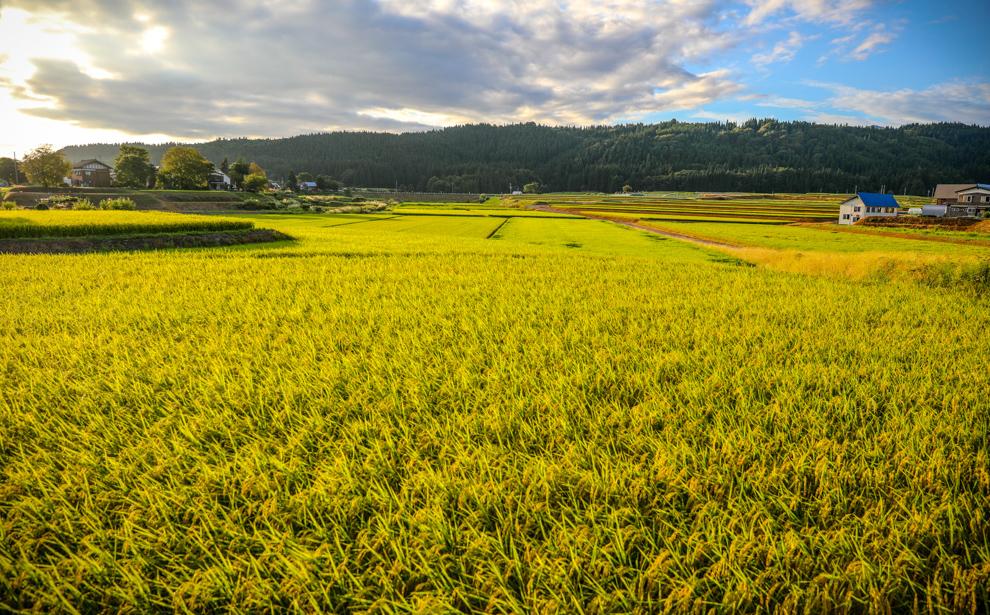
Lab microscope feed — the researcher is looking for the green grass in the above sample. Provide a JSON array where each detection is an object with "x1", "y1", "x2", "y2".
[
  {"x1": 493, "y1": 217, "x2": 720, "y2": 261},
  {"x1": 0, "y1": 212, "x2": 987, "y2": 612},
  {"x1": 333, "y1": 214, "x2": 507, "y2": 238},
  {"x1": 0, "y1": 211, "x2": 253, "y2": 239}
]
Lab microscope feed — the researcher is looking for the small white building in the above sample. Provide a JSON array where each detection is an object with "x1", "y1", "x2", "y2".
[{"x1": 838, "y1": 192, "x2": 900, "y2": 225}]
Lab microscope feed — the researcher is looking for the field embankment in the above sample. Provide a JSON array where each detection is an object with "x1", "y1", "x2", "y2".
[
  {"x1": 0, "y1": 211, "x2": 290, "y2": 253},
  {"x1": 3, "y1": 186, "x2": 248, "y2": 211}
]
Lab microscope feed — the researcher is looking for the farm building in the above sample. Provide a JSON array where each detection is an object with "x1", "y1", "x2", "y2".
[
  {"x1": 69, "y1": 159, "x2": 112, "y2": 188},
  {"x1": 838, "y1": 192, "x2": 899, "y2": 225},
  {"x1": 207, "y1": 170, "x2": 232, "y2": 190},
  {"x1": 298, "y1": 181, "x2": 318, "y2": 191},
  {"x1": 932, "y1": 183, "x2": 977, "y2": 205},
  {"x1": 948, "y1": 185, "x2": 990, "y2": 217}
]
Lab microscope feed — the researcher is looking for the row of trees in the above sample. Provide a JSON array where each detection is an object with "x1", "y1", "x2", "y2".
[
  {"x1": 3, "y1": 144, "x2": 272, "y2": 192},
  {"x1": 59, "y1": 121, "x2": 990, "y2": 195}
]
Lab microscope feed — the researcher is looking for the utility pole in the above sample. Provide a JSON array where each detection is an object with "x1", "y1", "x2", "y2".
[{"x1": 12, "y1": 152, "x2": 19, "y2": 184}]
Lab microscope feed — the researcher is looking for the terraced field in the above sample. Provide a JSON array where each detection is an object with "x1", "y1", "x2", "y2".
[{"x1": 508, "y1": 192, "x2": 929, "y2": 224}]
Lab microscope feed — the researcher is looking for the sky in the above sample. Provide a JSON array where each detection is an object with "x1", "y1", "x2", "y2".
[{"x1": 1, "y1": 0, "x2": 988, "y2": 154}]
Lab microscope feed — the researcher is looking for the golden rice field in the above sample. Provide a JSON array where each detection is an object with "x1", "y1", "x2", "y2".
[
  {"x1": 0, "y1": 207, "x2": 988, "y2": 612},
  {"x1": 0, "y1": 210, "x2": 252, "y2": 239}
]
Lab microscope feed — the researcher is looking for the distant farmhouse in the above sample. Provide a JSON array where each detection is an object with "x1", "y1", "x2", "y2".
[
  {"x1": 838, "y1": 192, "x2": 899, "y2": 225},
  {"x1": 208, "y1": 170, "x2": 232, "y2": 190},
  {"x1": 69, "y1": 159, "x2": 113, "y2": 188},
  {"x1": 930, "y1": 183, "x2": 990, "y2": 217},
  {"x1": 298, "y1": 181, "x2": 318, "y2": 191}
]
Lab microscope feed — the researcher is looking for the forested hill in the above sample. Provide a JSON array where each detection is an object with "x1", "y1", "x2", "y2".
[{"x1": 60, "y1": 121, "x2": 990, "y2": 194}]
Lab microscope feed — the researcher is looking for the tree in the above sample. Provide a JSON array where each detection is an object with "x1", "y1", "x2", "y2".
[
  {"x1": 242, "y1": 173, "x2": 268, "y2": 192},
  {"x1": 156, "y1": 146, "x2": 212, "y2": 190},
  {"x1": 315, "y1": 175, "x2": 341, "y2": 191},
  {"x1": 522, "y1": 181, "x2": 541, "y2": 194},
  {"x1": 113, "y1": 145, "x2": 155, "y2": 188},
  {"x1": 286, "y1": 171, "x2": 297, "y2": 190},
  {"x1": 248, "y1": 162, "x2": 265, "y2": 176},
  {"x1": 296, "y1": 172, "x2": 314, "y2": 183},
  {"x1": 622, "y1": 184, "x2": 633, "y2": 193},
  {"x1": 0, "y1": 157, "x2": 17, "y2": 184},
  {"x1": 220, "y1": 157, "x2": 229, "y2": 175},
  {"x1": 228, "y1": 159, "x2": 250, "y2": 189},
  {"x1": 21, "y1": 145, "x2": 71, "y2": 187}
]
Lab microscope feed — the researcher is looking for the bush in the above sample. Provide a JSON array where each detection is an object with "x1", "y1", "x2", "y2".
[
  {"x1": 39, "y1": 194, "x2": 82, "y2": 209},
  {"x1": 2, "y1": 200, "x2": 16, "y2": 210},
  {"x1": 99, "y1": 198, "x2": 137, "y2": 210},
  {"x1": 72, "y1": 199, "x2": 96, "y2": 210}
]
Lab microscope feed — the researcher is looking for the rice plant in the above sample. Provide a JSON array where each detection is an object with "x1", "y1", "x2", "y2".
[{"x1": 0, "y1": 212, "x2": 987, "y2": 612}]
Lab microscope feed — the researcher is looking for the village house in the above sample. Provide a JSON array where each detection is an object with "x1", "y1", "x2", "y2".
[
  {"x1": 838, "y1": 192, "x2": 899, "y2": 225},
  {"x1": 69, "y1": 159, "x2": 113, "y2": 188},
  {"x1": 932, "y1": 184, "x2": 976, "y2": 205},
  {"x1": 298, "y1": 181, "x2": 318, "y2": 191},
  {"x1": 949, "y1": 184, "x2": 990, "y2": 217},
  {"x1": 208, "y1": 170, "x2": 232, "y2": 190},
  {"x1": 930, "y1": 183, "x2": 990, "y2": 217}
]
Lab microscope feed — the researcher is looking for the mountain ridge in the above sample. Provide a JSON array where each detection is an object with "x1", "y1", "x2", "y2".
[{"x1": 58, "y1": 121, "x2": 990, "y2": 195}]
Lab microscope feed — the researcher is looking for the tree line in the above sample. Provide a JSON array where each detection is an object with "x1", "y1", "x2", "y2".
[
  {"x1": 2, "y1": 146, "x2": 273, "y2": 192},
  {"x1": 44, "y1": 120, "x2": 990, "y2": 195}
]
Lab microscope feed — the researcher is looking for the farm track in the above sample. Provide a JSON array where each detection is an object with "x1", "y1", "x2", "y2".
[{"x1": 526, "y1": 204, "x2": 740, "y2": 250}]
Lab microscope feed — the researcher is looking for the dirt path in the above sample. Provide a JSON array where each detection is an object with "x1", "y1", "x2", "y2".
[{"x1": 526, "y1": 204, "x2": 739, "y2": 249}]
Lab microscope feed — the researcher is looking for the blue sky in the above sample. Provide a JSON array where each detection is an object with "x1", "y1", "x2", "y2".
[
  {"x1": 670, "y1": 0, "x2": 990, "y2": 125},
  {"x1": 0, "y1": 0, "x2": 988, "y2": 152}
]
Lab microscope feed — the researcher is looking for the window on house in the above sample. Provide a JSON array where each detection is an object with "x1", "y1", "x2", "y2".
[
  {"x1": 842, "y1": 214, "x2": 850, "y2": 219},
  {"x1": 854, "y1": 206, "x2": 861, "y2": 212}
]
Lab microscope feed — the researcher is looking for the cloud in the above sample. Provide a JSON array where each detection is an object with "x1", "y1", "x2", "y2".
[
  {"x1": 691, "y1": 109, "x2": 758, "y2": 123},
  {"x1": 810, "y1": 80, "x2": 990, "y2": 126},
  {"x1": 1, "y1": 0, "x2": 747, "y2": 139},
  {"x1": 848, "y1": 27, "x2": 896, "y2": 60},
  {"x1": 818, "y1": 21, "x2": 902, "y2": 64},
  {"x1": 743, "y1": 0, "x2": 874, "y2": 26},
  {"x1": 751, "y1": 31, "x2": 808, "y2": 67},
  {"x1": 652, "y1": 70, "x2": 745, "y2": 111}
]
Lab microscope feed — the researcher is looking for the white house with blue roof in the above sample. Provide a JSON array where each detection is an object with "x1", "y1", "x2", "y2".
[{"x1": 838, "y1": 192, "x2": 899, "y2": 225}]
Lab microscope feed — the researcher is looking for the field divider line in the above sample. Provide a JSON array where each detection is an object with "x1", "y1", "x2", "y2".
[
  {"x1": 324, "y1": 215, "x2": 401, "y2": 228},
  {"x1": 485, "y1": 217, "x2": 512, "y2": 239}
]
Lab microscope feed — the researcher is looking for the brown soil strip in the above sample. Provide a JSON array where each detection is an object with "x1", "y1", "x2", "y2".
[
  {"x1": 526, "y1": 204, "x2": 739, "y2": 249},
  {"x1": 0, "y1": 229, "x2": 292, "y2": 254}
]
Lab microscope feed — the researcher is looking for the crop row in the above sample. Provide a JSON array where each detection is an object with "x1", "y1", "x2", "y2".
[{"x1": 0, "y1": 211, "x2": 254, "y2": 239}]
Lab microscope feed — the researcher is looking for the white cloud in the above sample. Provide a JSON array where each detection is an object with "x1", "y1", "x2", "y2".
[
  {"x1": 811, "y1": 80, "x2": 990, "y2": 126},
  {"x1": 691, "y1": 109, "x2": 757, "y2": 123},
  {"x1": 848, "y1": 28, "x2": 895, "y2": 60},
  {"x1": 752, "y1": 31, "x2": 808, "y2": 67},
  {"x1": 743, "y1": 0, "x2": 874, "y2": 26}
]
